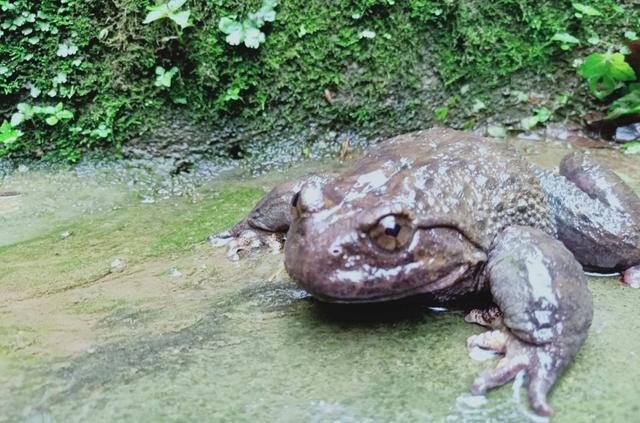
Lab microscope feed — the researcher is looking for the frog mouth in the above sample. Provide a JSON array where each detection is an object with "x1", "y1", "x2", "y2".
[{"x1": 305, "y1": 262, "x2": 472, "y2": 303}]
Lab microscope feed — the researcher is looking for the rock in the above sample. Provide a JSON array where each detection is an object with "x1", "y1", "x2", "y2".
[
  {"x1": 614, "y1": 123, "x2": 640, "y2": 144},
  {"x1": 60, "y1": 231, "x2": 72, "y2": 239},
  {"x1": 110, "y1": 258, "x2": 126, "y2": 272}
]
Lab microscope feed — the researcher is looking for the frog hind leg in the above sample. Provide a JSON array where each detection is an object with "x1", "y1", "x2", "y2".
[
  {"x1": 537, "y1": 152, "x2": 640, "y2": 276},
  {"x1": 470, "y1": 226, "x2": 593, "y2": 416}
]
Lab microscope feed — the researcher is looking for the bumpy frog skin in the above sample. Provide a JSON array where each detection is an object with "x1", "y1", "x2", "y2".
[{"x1": 213, "y1": 129, "x2": 640, "y2": 416}]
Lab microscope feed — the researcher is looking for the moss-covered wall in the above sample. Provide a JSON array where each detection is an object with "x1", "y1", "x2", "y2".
[{"x1": 1, "y1": 0, "x2": 638, "y2": 160}]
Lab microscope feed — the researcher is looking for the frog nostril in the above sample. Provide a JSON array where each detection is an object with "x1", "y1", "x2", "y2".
[{"x1": 331, "y1": 248, "x2": 341, "y2": 256}]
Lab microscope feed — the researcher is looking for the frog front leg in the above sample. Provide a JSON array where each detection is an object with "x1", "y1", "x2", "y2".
[
  {"x1": 209, "y1": 175, "x2": 332, "y2": 260},
  {"x1": 470, "y1": 226, "x2": 593, "y2": 416}
]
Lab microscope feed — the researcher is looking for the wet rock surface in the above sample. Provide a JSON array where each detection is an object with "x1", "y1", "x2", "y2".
[{"x1": 1, "y1": 135, "x2": 639, "y2": 422}]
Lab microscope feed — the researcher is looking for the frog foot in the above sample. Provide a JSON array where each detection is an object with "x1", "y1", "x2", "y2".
[
  {"x1": 208, "y1": 228, "x2": 284, "y2": 261},
  {"x1": 464, "y1": 307, "x2": 504, "y2": 329},
  {"x1": 623, "y1": 265, "x2": 640, "y2": 289},
  {"x1": 468, "y1": 329, "x2": 560, "y2": 416}
]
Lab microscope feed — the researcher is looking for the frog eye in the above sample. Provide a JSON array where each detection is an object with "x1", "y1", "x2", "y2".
[
  {"x1": 368, "y1": 215, "x2": 413, "y2": 252},
  {"x1": 291, "y1": 192, "x2": 301, "y2": 218}
]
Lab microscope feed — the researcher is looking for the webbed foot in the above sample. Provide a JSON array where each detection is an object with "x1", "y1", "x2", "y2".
[
  {"x1": 208, "y1": 227, "x2": 284, "y2": 261},
  {"x1": 468, "y1": 328, "x2": 563, "y2": 416},
  {"x1": 480, "y1": 226, "x2": 593, "y2": 416}
]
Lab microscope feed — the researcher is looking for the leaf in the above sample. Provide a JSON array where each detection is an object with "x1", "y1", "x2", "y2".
[
  {"x1": 155, "y1": 67, "x2": 178, "y2": 87},
  {"x1": 167, "y1": 0, "x2": 187, "y2": 11},
  {"x1": 620, "y1": 141, "x2": 640, "y2": 154},
  {"x1": 0, "y1": 120, "x2": 22, "y2": 145},
  {"x1": 45, "y1": 116, "x2": 59, "y2": 126},
  {"x1": 358, "y1": 30, "x2": 376, "y2": 39},
  {"x1": 521, "y1": 116, "x2": 539, "y2": 130},
  {"x1": 219, "y1": 17, "x2": 241, "y2": 34},
  {"x1": 143, "y1": 6, "x2": 169, "y2": 24},
  {"x1": 607, "y1": 84, "x2": 640, "y2": 119},
  {"x1": 472, "y1": 99, "x2": 486, "y2": 112},
  {"x1": 534, "y1": 107, "x2": 551, "y2": 123},
  {"x1": 625, "y1": 31, "x2": 638, "y2": 41},
  {"x1": 552, "y1": 32, "x2": 579, "y2": 44},
  {"x1": 552, "y1": 32, "x2": 580, "y2": 51},
  {"x1": 56, "y1": 110, "x2": 74, "y2": 120},
  {"x1": 434, "y1": 106, "x2": 448, "y2": 121},
  {"x1": 56, "y1": 42, "x2": 78, "y2": 57},
  {"x1": 244, "y1": 26, "x2": 265, "y2": 48},
  {"x1": 572, "y1": 3, "x2": 602, "y2": 16},
  {"x1": 578, "y1": 53, "x2": 637, "y2": 99},
  {"x1": 169, "y1": 10, "x2": 190, "y2": 29},
  {"x1": 10, "y1": 113, "x2": 24, "y2": 127}
]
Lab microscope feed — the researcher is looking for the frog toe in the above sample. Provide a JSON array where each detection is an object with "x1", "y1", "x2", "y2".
[
  {"x1": 209, "y1": 228, "x2": 284, "y2": 261},
  {"x1": 470, "y1": 333, "x2": 560, "y2": 416},
  {"x1": 623, "y1": 265, "x2": 640, "y2": 289},
  {"x1": 471, "y1": 354, "x2": 527, "y2": 395}
]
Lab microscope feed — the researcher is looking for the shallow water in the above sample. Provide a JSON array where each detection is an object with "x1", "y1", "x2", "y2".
[{"x1": 1, "y1": 136, "x2": 639, "y2": 422}]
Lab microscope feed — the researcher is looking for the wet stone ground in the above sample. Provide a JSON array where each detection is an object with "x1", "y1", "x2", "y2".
[{"x1": 1, "y1": 135, "x2": 639, "y2": 422}]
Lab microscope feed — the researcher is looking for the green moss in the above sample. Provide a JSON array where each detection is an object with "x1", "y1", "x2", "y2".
[
  {"x1": 2, "y1": 1, "x2": 639, "y2": 159},
  {"x1": 0, "y1": 185, "x2": 265, "y2": 298}
]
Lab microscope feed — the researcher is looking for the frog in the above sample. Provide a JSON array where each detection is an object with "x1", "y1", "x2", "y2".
[{"x1": 211, "y1": 128, "x2": 640, "y2": 416}]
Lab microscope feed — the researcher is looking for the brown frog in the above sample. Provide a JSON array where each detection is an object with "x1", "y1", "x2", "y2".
[{"x1": 212, "y1": 128, "x2": 640, "y2": 416}]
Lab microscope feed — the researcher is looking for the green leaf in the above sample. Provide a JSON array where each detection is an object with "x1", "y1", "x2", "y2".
[
  {"x1": 358, "y1": 30, "x2": 376, "y2": 39},
  {"x1": 244, "y1": 26, "x2": 265, "y2": 48},
  {"x1": 226, "y1": 29, "x2": 245, "y2": 45},
  {"x1": 572, "y1": 3, "x2": 602, "y2": 16},
  {"x1": 0, "y1": 120, "x2": 22, "y2": 145},
  {"x1": 143, "y1": 5, "x2": 169, "y2": 24},
  {"x1": 607, "y1": 84, "x2": 640, "y2": 119},
  {"x1": 620, "y1": 141, "x2": 640, "y2": 154},
  {"x1": 169, "y1": 10, "x2": 190, "y2": 29},
  {"x1": 551, "y1": 32, "x2": 580, "y2": 48},
  {"x1": 154, "y1": 66, "x2": 178, "y2": 87},
  {"x1": 56, "y1": 110, "x2": 74, "y2": 120},
  {"x1": 578, "y1": 53, "x2": 637, "y2": 99},
  {"x1": 434, "y1": 106, "x2": 448, "y2": 121},
  {"x1": 625, "y1": 31, "x2": 638, "y2": 41},
  {"x1": 534, "y1": 107, "x2": 551, "y2": 123},
  {"x1": 551, "y1": 32, "x2": 580, "y2": 51},
  {"x1": 45, "y1": 116, "x2": 59, "y2": 126},
  {"x1": 521, "y1": 116, "x2": 539, "y2": 130},
  {"x1": 56, "y1": 42, "x2": 78, "y2": 57},
  {"x1": 472, "y1": 99, "x2": 486, "y2": 112},
  {"x1": 167, "y1": 0, "x2": 187, "y2": 11},
  {"x1": 219, "y1": 17, "x2": 241, "y2": 34}
]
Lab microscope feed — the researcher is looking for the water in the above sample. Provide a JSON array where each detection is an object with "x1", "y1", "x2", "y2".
[{"x1": 1, "y1": 136, "x2": 639, "y2": 422}]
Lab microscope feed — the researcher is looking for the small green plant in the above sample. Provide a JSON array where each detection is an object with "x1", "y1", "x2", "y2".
[
  {"x1": 551, "y1": 32, "x2": 580, "y2": 51},
  {"x1": 219, "y1": 0, "x2": 278, "y2": 49},
  {"x1": 572, "y1": 3, "x2": 602, "y2": 18},
  {"x1": 0, "y1": 120, "x2": 22, "y2": 146},
  {"x1": 578, "y1": 52, "x2": 636, "y2": 99},
  {"x1": 607, "y1": 83, "x2": 640, "y2": 119},
  {"x1": 143, "y1": 0, "x2": 191, "y2": 30},
  {"x1": 521, "y1": 107, "x2": 552, "y2": 130},
  {"x1": 620, "y1": 141, "x2": 640, "y2": 154},
  {"x1": 434, "y1": 106, "x2": 448, "y2": 122},
  {"x1": 11, "y1": 102, "x2": 74, "y2": 127},
  {"x1": 154, "y1": 66, "x2": 179, "y2": 88}
]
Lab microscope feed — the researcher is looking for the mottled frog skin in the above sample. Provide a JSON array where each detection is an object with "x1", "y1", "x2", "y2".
[{"x1": 213, "y1": 128, "x2": 640, "y2": 416}]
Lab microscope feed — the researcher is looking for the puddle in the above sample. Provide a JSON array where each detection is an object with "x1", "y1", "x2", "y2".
[{"x1": 0, "y1": 135, "x2": 639, "y2": 422}]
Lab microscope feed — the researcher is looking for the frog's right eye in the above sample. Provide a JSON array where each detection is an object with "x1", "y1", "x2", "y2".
[
  {"x1": 291, "y1": 192, "x2": 301, "y2": 218},
  {"x1": 368, "y1": 215, "x2": 413, "y2": 252}
]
